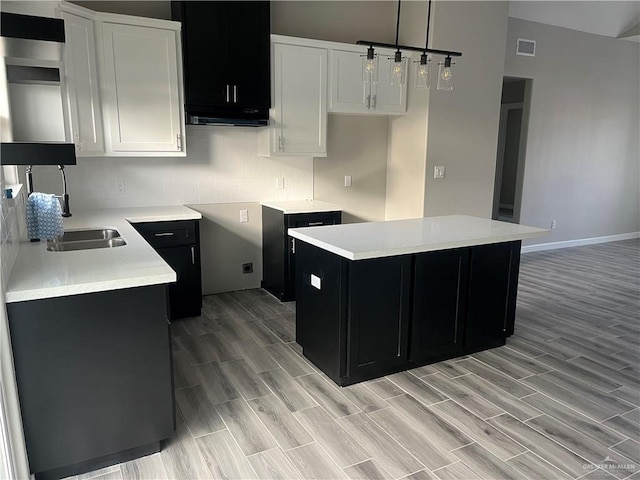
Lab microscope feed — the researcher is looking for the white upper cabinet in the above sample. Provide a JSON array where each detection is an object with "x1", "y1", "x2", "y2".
[
  {"x1": 260, "y1": 41, "x2": 327, "y2": 157},
  {"x1": 99, "y1": 21, "x2": 185, "y2": 155},
  {"x1": 60, "y1": 6, "x2": 104, "y2": 156},
  {"x1": 329, "y1": 47, "x2": 407, "y2": 115}
]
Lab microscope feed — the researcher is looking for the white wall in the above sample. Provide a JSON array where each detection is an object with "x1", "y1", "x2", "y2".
[
  {"x1": 385, "y1": 0, "x2": 428, "y2": 221},
  {"x1": 315, "y1": 115, "x2": 389, "y2": 223},
  {"x1": 504, "y1": 17, "x2": 640, "y2": 244},
  {"x1": 423, "y1": 1, "x2": 510, "y2": 218}
]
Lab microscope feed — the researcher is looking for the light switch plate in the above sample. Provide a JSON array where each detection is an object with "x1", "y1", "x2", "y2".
[
  {"x1": 344, "y1": 175, "x2": 352, "y2": 187},
  {"x1": 276, "y1": 177, "x2": 285, "y2": 189},
  {"x1": 310, "y1": 274, "x2": 322, "y2": 290},
  {"x1": 434, "y1": 166, "x2": 445, "y2": 179}
]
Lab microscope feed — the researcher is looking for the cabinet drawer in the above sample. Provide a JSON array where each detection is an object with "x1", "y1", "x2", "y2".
[
  {"x1": 287, "y1": 212, "x2": 342, "y2": 228},
  {"x1": 133, "y1": 220, "x2": 197, "y2": 248}
]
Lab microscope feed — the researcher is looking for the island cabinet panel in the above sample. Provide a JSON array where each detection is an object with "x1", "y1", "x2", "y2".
[
  {"x1": 410, "y1": 248, "x2": 469, "y2": 363},
  {"x1": 347, "y1": 256, "x2": 412, "y2": 379},
  {"x1": 466, "y1": 241, "x2": 521, "y2": 350},
  {"x1": 7, "y1": 285, "x2": 174, "y2": 479},
  {"x1": 295, "y1": 240, "x2": 347, "y2": 381}
]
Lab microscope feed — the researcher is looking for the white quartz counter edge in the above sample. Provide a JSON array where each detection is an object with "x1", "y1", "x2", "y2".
[
  {"x1": 5, "y1": 206, "x2": 202, "y2": 303},
  {"x1": 261, "y1": 200, "x2": 343, "y2": 214},
  {"x1": 288, "y1": 215, "x2": 549, "y2": 261}
]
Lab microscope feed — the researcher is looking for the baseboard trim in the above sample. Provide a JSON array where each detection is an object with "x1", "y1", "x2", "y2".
[{"x1": 521, "y1": 232, "x2": 640, "y2": 253}]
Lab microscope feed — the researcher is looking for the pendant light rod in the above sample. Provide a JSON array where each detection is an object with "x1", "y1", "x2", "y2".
[
  {"x1": 357, "y1": 0, "x2": 462, "y2": 58},
  {"x1": 395, "y1": 0, "x2": 401, "y2": 47},
  {"x1": 356, "y1": 40, "x2": 461, "y2": 57},
  {"x1": 424, "y1": 0, "x2": 432, "y2": 50}
]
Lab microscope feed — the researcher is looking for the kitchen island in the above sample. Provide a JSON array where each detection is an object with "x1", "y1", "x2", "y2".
[{"x1": 289, "y1": 215, "x2": 547, "y2": 386}]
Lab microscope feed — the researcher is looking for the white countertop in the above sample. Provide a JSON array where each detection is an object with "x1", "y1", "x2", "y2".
[
  {"x1": 288, "y1": 215, "x2": 549, "y2": 261},
  {"x1": 261, "y1": 200, "x2": 342, "y2": 214},
  {"x1": 5, "y1": 206, "x2": 202, "y2": 303}
]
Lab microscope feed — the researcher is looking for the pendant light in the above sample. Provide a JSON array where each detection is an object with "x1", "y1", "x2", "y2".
[
  {"x1": 361, "y1": 45, "x2": 378, "y2": 85},
  {"x1": 357, "y1": 0, "x2": 461, "y2": 91},
  {"x1": 389, "y1": 1, "x2": 406, "y2": 87},
  {"x1": 437, "y1": 56, "x2": 454, "y2": 91}
]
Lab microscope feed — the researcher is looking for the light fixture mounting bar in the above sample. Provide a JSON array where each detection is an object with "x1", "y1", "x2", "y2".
[{"x1": 356, "y1": 40, "x2": 462, "y2": 57}]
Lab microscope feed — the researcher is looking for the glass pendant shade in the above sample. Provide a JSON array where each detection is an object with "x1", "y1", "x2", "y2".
[
  {"x1": 414, "y1": 53, "x2": 430, "y2": 89},
  {"x1": 437, "y1": 56, "x2": 454, "y2": 91},
  {"x1": 362, "y1": 46, "x2": 378, "y2": 85},
  {"x1": 389, "y1": 50, "x2": 405, "y2": 87}
]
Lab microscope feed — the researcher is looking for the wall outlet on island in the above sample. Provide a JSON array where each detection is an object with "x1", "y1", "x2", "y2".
[
  {"x1": 551, "y1": 220, "x2": 557, "y2": 229},
  {"x1": 240, "y1": 209, "x2": 248, "y2": 223},
  {"x1": 434, "y1": 166, "x2": 446, "y2": 179},
  {"x1": 242, "y1": 262, "x2": 253, "y2": 274},
  {"x1": 115, "y1": 180, "x2": 126, "y2": 194}
]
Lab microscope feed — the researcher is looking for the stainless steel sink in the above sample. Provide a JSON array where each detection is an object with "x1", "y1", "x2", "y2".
[
  {"x1": 51, "y1": 228, "x2": 121, "y2": 242},
  {"x1": 47, "y1": 237, "x2": 127, "y2": 252},
  {"x1": 47, "y1": 228, "x2": 125, "y2": 252}
]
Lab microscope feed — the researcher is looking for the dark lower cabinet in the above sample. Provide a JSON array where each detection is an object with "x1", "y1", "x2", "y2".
[
  {"x1": 466, "y1": 241, "x2": 521, "y2": 350},
  {"x1": 296, "y1": 240, "x2": 522, "y2": 386},
  {"x1": 132, "y1": 220, "x2": 202, "y2": 320},
  {"x1": 410, "y1": 248, "x2": 469, "y2": 363},
  {"x1": 348, "y1": 256, "x2": 411, "y2": 379},
  {"x1": 7, "y1": 286, "x2": 174, "y2": 480},
  {"x1": 262, "y1": 206, "x2": 341, "y2": 302}
]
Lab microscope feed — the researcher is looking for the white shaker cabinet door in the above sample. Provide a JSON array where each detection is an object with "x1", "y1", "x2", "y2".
[
  {"x1": 372, "y1": 56, "x2": 407, "y2": 114},
  {"x1": 100, "y1": 23, "x2": 184, "y2": 154},
  {"x1": 329, "y1": 49, "x2": 369, "y2": 114},
  {"x1": 61, "y1": 11, "x2": 104, "y2": 156},
  {"x1": 272, "y1": 43, "x2": 327, "y2": 156}
]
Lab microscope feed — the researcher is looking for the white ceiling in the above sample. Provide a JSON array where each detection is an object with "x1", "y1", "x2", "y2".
[{"x1": 508, "y1": 1, "x2": 640, "y2": 42}]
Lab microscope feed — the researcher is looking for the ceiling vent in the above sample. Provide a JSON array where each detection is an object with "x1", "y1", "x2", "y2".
[{"x1": 516, "y1": 38, "x2": 536, "y2": 56}]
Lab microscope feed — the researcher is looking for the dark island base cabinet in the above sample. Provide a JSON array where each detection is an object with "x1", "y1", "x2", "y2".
[
  {"x1": 132, "y1": 220, "x2": 202, "y2": 320},
  {"x1": 262, "y1": 206, "x2": 341, "y2": 302},
  {"x1": 7, "y1": 285, "x2": 175, "y2": 480},
  {"x1": 296, "y1": 240, "x2": 522, "y2": 386}
]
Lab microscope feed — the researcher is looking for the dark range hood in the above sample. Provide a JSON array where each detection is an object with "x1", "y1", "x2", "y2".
[
  {"x1": 172, "y1": 1, "x2": 271, "y2": 127},
  {"x1": 1, "y1": 12, "x2": 77, "y2": 166}
]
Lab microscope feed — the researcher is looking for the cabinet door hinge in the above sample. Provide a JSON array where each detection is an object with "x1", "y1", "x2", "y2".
[{"x1": 372, "y1": 94, "x2": 377, "y2": 110}]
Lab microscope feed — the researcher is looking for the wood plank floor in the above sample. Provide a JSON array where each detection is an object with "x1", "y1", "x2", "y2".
[{"x1": 67, "y1": 239, "x2": 639, "y2": 480}]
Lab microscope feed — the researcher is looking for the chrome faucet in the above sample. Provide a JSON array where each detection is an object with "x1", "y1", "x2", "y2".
[{"x1": 24, "y1": 164, "x2": 72, "y2": 217}]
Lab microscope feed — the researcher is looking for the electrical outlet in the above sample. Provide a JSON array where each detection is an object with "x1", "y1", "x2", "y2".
[
  {"x1": 240, "y1": 209, "x2": 248, "y2": 223},
  {"x1": 434, "y1": 166, "x2": 445, "y2": 179},
  {"x1": 276, "y1": 177, "x2": 285, "y2": 189},
  {"x1": 344, "y1": 175, "x2": 352, "y2": 187},
  {"x1": 116, "y1": 180, "x2": 126, "y2": 194},
  {"x1": 242, "y1": 262, "x2": 253, "y2": 274},
  {"x1": 551, "y1": 220, "x2": 557, "y2": 229}
]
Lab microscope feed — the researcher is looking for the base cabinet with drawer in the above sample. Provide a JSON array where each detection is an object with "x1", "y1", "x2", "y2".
[
  {"x1": 132, "y1": 220, "x2": 202, "y2": 319},
  {"x1": 262, "y1": 205, "x2": 341, "y2": 302}
]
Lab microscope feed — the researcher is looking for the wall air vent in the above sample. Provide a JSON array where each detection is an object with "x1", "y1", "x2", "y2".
[{"x1": 516, "y1": 38, "x2": 536, "y2": 57}]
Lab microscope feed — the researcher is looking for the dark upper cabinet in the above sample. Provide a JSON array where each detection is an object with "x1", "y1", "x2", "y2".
[
  {"x1": 172, "y1": 1, "x2": 270, "y2": 123},
  {"x1": 410, "y1": 248, "x2": 469, "y2": 363}
]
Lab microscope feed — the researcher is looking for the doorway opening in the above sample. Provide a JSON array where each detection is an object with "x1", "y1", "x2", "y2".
[{"x1": 492, "y1": 77, "x2": 532, "y2": 224}]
